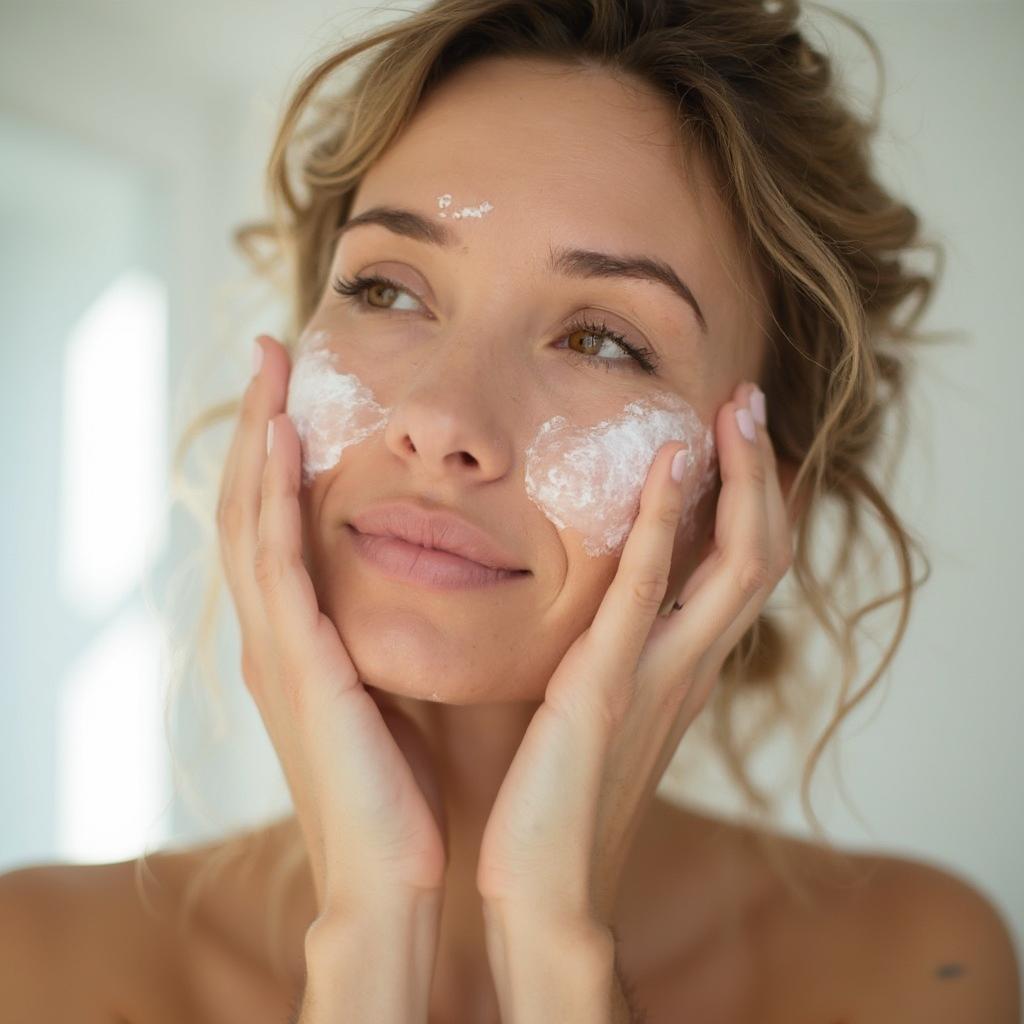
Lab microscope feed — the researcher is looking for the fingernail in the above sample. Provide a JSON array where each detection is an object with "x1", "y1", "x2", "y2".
[
  {"x1": 252, "y1": 339, "x2": 265, "y2": 378},
  {"x1": 750, "y1": 386, "x2": 767, "y2": 426},
  {"x1": 671, "y1": 448, "x2": 687, "y2": 483},
  {"x1": 266, "y1": 420, "x2": 275, "y2": 455},
  {"x1": 735, "y1": 406, "x2": 756, "y2": 443}
]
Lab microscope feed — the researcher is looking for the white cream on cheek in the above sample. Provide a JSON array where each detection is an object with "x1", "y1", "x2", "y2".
[
  {"x1": 286, "y1": 335, "x2": 717, "y2": 555},
  {"x1": 524, "y1": 393, "x2": 718, "y2": 557},
  {"x1": 286, "y1": 334, "x2": 389, "y2": 488}
]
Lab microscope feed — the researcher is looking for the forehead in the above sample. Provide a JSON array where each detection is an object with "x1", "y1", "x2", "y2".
[
  {"x1": 349, "y1": 56, "x2": 767, "y2": 373},
  {"x1": 361, "y1": 57, "x2": 726, "y2": 253}
]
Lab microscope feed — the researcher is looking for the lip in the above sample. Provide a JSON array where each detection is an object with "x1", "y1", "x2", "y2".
[
  {"x1": 348, "y1": 528, "x2": 529, "y2": 589},
  {"x1": 347, "y1": 500, "x2": 530, "y2": 589}
]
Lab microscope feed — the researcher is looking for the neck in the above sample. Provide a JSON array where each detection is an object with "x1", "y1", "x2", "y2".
[
  {"x1": 265, "y1": 693, "x2": 544, "y2": 1018},
  {"x1": 368, "y1": 690, "x2": 544, "y2": 1019},
  {"x1": 218, "y1": 697, "x2": 721, "y2": 1021}
]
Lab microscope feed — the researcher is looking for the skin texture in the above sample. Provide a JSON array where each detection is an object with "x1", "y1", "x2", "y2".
[{"x1": 274, "y1": 54, "x2": 800, "y2": 1019}]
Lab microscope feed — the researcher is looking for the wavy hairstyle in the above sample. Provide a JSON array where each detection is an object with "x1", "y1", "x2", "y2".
[{"x1": 141, "y1": 0, "x2": 944, "y2": 984}]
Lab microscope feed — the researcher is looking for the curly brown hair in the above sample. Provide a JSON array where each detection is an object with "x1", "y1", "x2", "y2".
[{"x1": 146, "y1": 0, "x2": 946, "y2": 984}]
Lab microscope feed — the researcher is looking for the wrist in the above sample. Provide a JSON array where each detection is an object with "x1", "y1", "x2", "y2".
[
  {"x1": 482, "y1": 898, "x2": 612, "y2": 952},
  {"x1": 302, "y1": 891, "x2": 443, "y2": 1024},
  {"x1": 482, "y1": 902, "x2": 615, "y2": 1023},
  {"x1": 310, "y1": 884, "x2": 444, "y2": 934}
]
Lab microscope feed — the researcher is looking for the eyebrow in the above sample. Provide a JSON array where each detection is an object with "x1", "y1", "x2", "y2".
[{"x1": 333, "y1": 205, "x2": 709, "y2": 334}]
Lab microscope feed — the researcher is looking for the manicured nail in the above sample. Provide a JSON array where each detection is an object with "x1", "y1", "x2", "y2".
[
  {"x1": 750, "y1": 387, "x2": 766, "y2": 426},
  {"x1": 735, "y1": 406, "x2": 756, "y2": 443},
  {"x1": 266, "y1": 420, "x2": 275, "y2": 455},
  {"x1": 671, "y1": 448, "x2": 687, "y2": 483},
  {"x1": 252, "y1": 339, "x2": 265, "y2": 378}
]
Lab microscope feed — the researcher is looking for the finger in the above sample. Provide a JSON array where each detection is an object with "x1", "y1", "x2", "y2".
[
  {"x1": 255, "y1": 410, "x2": 358, "y2": 708},
  {"x1": 643, "y1": 382, "x2": 773, "y2": 681},
  {"x1": 218, "y1": 335, "x2": 289, "y2": 618},
  {"x1": 585, "y1": 440, "x2": 691, "y2": 677},
  {"x1": 218, "y1": 336, "x2": 272, "y2": 534},
  {"x1": 693, "y1": 383, "x2": 782, "y2": 673}
]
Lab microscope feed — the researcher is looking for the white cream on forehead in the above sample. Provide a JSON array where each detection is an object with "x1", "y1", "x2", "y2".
[
  {"x1": 286, "y1": 334, "x2": 717, "y2": 555},
  {"x1": 524, "y1": 395, "x2": 717, "y2": 557},
  {"x1": 436, "y1": 193, "x2": 494, "y2": 220}
]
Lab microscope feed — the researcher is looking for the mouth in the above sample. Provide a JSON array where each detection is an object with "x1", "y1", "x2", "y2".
[
  {"x1": 348, "y1": 499, "x2": 530, "y2": 569},
  {"x1": 346, "y1": 524, "x2": 531, "y2": 590}
]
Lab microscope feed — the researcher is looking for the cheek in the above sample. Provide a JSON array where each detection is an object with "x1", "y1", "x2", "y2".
[
  {"x1": 523, "y1": 392, "x2": 718, "y2": 557},
  {"x1": 286, "y1": 341, "x2": 388, "y2": 487}
]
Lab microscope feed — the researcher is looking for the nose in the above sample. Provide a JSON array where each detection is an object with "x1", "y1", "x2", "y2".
[{"x1": 381, "y1": 344, "x2": 516, "y2": 484}]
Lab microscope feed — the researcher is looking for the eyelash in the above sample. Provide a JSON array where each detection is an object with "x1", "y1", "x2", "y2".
[{"x1": 330, "y1": 272, "x2": 661, "y2": 375}]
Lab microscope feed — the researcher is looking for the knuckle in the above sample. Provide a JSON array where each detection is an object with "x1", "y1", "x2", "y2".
[
  {"x1": 747, "y1": 457, "x2": 768, "y2": 488},
  {"x1": 736, "y1": 553, "x2": 771, "y2": 598},
  {"x1": 600, "y1": 692, "x2": 631, "y2": 732},
  {"x1": 253, "y1": 542, "x2": 286, "y2": 591},
  {"x1": 658, "y1": 503, "x2": 683, "y2": 531},
  {"x1": 631, "y1": 572, "x2": 669, "y2": 611}
]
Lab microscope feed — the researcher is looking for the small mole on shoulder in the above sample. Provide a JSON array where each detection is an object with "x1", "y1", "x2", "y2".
[{"x1": 935, "y1": 962, "x2": 966, "y2": 979}]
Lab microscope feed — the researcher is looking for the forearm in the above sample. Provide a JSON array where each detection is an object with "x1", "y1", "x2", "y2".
[
  {"x1": 298, "y1": 892, "x2": 443, "y2": 1024},
  {"x1": 482, "y1": 903, "x2": 646, "y2": 1024}
]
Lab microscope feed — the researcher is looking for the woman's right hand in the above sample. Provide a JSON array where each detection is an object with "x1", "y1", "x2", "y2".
[{"x1": 216, "y1": 333, "x2": 448, "y2": 923}]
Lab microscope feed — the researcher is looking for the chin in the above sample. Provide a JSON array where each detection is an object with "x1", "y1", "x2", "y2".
[
  {"x1": 322, "y1": 580, "x2": 540, "y2": 697},
  {"x1": 342, "y1": 619, "x2": 492, "y2": 703},
  {"x1": 357, "y1": 668, "x2": 504, "y2": 706},
  {"x1": 346, "y1": 627, "x2": 557, "y2": 707}
]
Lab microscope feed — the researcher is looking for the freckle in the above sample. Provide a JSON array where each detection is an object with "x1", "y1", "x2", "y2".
[{"x1": 935, "y1": 962, "x2": 965, "y2": 979}]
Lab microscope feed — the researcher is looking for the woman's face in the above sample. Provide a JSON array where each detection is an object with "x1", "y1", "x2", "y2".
[{"x1": 290, "y1": 56, "x2": 770, "y2": 703}]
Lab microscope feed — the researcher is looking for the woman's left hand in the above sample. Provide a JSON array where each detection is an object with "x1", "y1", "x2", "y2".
[{"x1": 476, "y1": 380, "x2": 793, "y2": 933}]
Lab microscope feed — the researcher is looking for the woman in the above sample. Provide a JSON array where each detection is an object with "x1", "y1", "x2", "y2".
[{"x1": 3, "y1": 1, "x2": 1019, "y2": 1021}]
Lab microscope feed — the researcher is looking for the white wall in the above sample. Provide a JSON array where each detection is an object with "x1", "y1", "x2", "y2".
[{"x1": 1, "y1": 0, "x2": 1020, "y2": 968}]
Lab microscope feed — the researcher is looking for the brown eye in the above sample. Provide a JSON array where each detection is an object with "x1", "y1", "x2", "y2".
[
  {"x1": 365, "y1": 280, "x2": 400, "y2": 307},
  {"x1": 566, "y1": 325, "x2": 629, "y2": 361},
  {"x1": 559, "y1": 315, "x2": 660, "y2": 374},
  {"x1": 331, "y1": 273, "x2": 423, "y2": 312}
]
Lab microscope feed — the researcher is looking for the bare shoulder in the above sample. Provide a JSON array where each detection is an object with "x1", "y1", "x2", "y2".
[
  {"x1": 839, "y1": 851, "x2": 1020, "y2": 1021},
  {"x1": 0, "y1": 858, "x2": 140, "y2": 1022},
  {"x1": 641, "y1": 806, "x2": 1020, "y2": 1024},
  {"x1": 748, "y1": 834, "x2": 1022, "y2": 1023},
  {"x1": 0, "y1": 845, "x2": 238, "y2": 1024}
]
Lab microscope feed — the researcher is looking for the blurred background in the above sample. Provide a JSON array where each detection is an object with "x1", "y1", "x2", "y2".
[{"x1": 2, "y1": 0, "x2": 1021, "y2": 963}]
